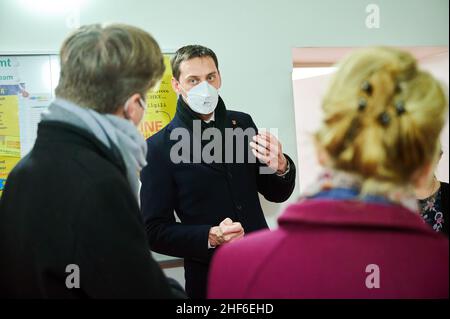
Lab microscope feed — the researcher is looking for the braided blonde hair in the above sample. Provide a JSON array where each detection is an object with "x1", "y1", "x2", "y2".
[{"x1": 316, "y1": 47, "x2": 448, "y2": 195}]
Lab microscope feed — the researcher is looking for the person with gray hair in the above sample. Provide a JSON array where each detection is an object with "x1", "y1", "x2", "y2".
[{"x1": 0, "y1": 23, "x2": 184, "y2": 298}]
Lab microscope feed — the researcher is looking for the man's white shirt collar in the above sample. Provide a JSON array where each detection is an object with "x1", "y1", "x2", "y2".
[{"x1": 203, "y1": 112, "x2": 215, "y2": 124}]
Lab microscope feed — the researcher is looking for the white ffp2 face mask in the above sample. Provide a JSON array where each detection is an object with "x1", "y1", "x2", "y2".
[{"x1": 182, "y1": 81, "x2": 219, "y2": 115}]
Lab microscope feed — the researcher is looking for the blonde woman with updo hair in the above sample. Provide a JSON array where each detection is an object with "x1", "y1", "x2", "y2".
[{"x1": 208, "y1": 47, "x2": 449, "y2": 299}]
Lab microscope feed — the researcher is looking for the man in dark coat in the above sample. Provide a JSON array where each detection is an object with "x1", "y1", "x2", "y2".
[
  {"x1": 0, "y1": 24, "x2": 183, "y2": 298},
  {"x1": 140, "y1": 45, "x2": 296, "y2": 298}
]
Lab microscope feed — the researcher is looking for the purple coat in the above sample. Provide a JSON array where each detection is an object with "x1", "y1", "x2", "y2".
[{"x1": 208, "y1": 200, "x2": 449, "y2": 299}]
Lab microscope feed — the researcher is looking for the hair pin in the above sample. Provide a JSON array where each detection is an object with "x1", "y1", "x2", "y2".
[
  {"x1": 378, "y1": 112, "x2": 391, "y2": 126},
  {"x1": 358, "y1": 98, "x2": 367, "y2": 111},
  {"x1": 361, "y1": 81, "x2": 373, "y2": 96},
  {"x1": 395, "y1": 101, "x2": 406, "y2": 116}
]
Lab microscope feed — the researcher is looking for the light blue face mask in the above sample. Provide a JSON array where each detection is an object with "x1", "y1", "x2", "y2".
[{"x1": 180, "y1": 81, "x2": 219, "y2": 115}]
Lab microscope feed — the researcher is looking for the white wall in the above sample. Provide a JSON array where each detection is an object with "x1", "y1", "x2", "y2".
[
  {"x1": 293, "y1": 71, "x2": 333, "y2": 193},
  {"x1": 1, "y1": 0, "x2": 448, "y2": 223}
]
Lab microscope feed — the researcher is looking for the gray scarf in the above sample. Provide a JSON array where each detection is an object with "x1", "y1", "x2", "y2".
[{"x1": 41, "y1": 98, "x2": 147, "y2": 201}]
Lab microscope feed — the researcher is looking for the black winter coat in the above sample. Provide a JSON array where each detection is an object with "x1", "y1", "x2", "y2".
[
  {"x1": 140, "y1": 98, "x2": 296, "y2": 298},
  {"x1": 0, "y1": 120, "x2": 178, "y2": 298}
]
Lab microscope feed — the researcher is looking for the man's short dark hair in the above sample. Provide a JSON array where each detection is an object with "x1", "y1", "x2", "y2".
[
  {"x1": 171, "y1": 45, "x2": 219, "y2": 81},
  {"x1": 55, "y1": 23, "x2": 165, "y2": 114}
]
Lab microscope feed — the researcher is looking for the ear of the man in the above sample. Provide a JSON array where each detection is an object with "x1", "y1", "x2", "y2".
[
  {"x1": 217, "y1": 71, "x2": 222, "y2": 89},
  {"x1": 171, "y1": 77, "x2": 181, "y2": 95},
  {"x1": 127, "y1": 93, "x2": 142, "y2": 113}
]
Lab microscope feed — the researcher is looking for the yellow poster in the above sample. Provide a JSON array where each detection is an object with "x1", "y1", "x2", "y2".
[
  {"x1": 139, "y1": 55, "x2": 178, "y2": 140},
  {"x1": 0, "y1": 135, "x2": 21, "y2": 157},
  {"x1": 0, "y1": 156, "x2": 21, "y2": 195},
  {"x1": 0, "y1": 95, "x2": 21, "y2": 157}
]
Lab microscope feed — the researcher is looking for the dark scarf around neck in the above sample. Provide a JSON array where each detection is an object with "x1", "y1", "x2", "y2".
[{"x1": 175, "y1": 96, "x2": 228, "y2": 165}]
